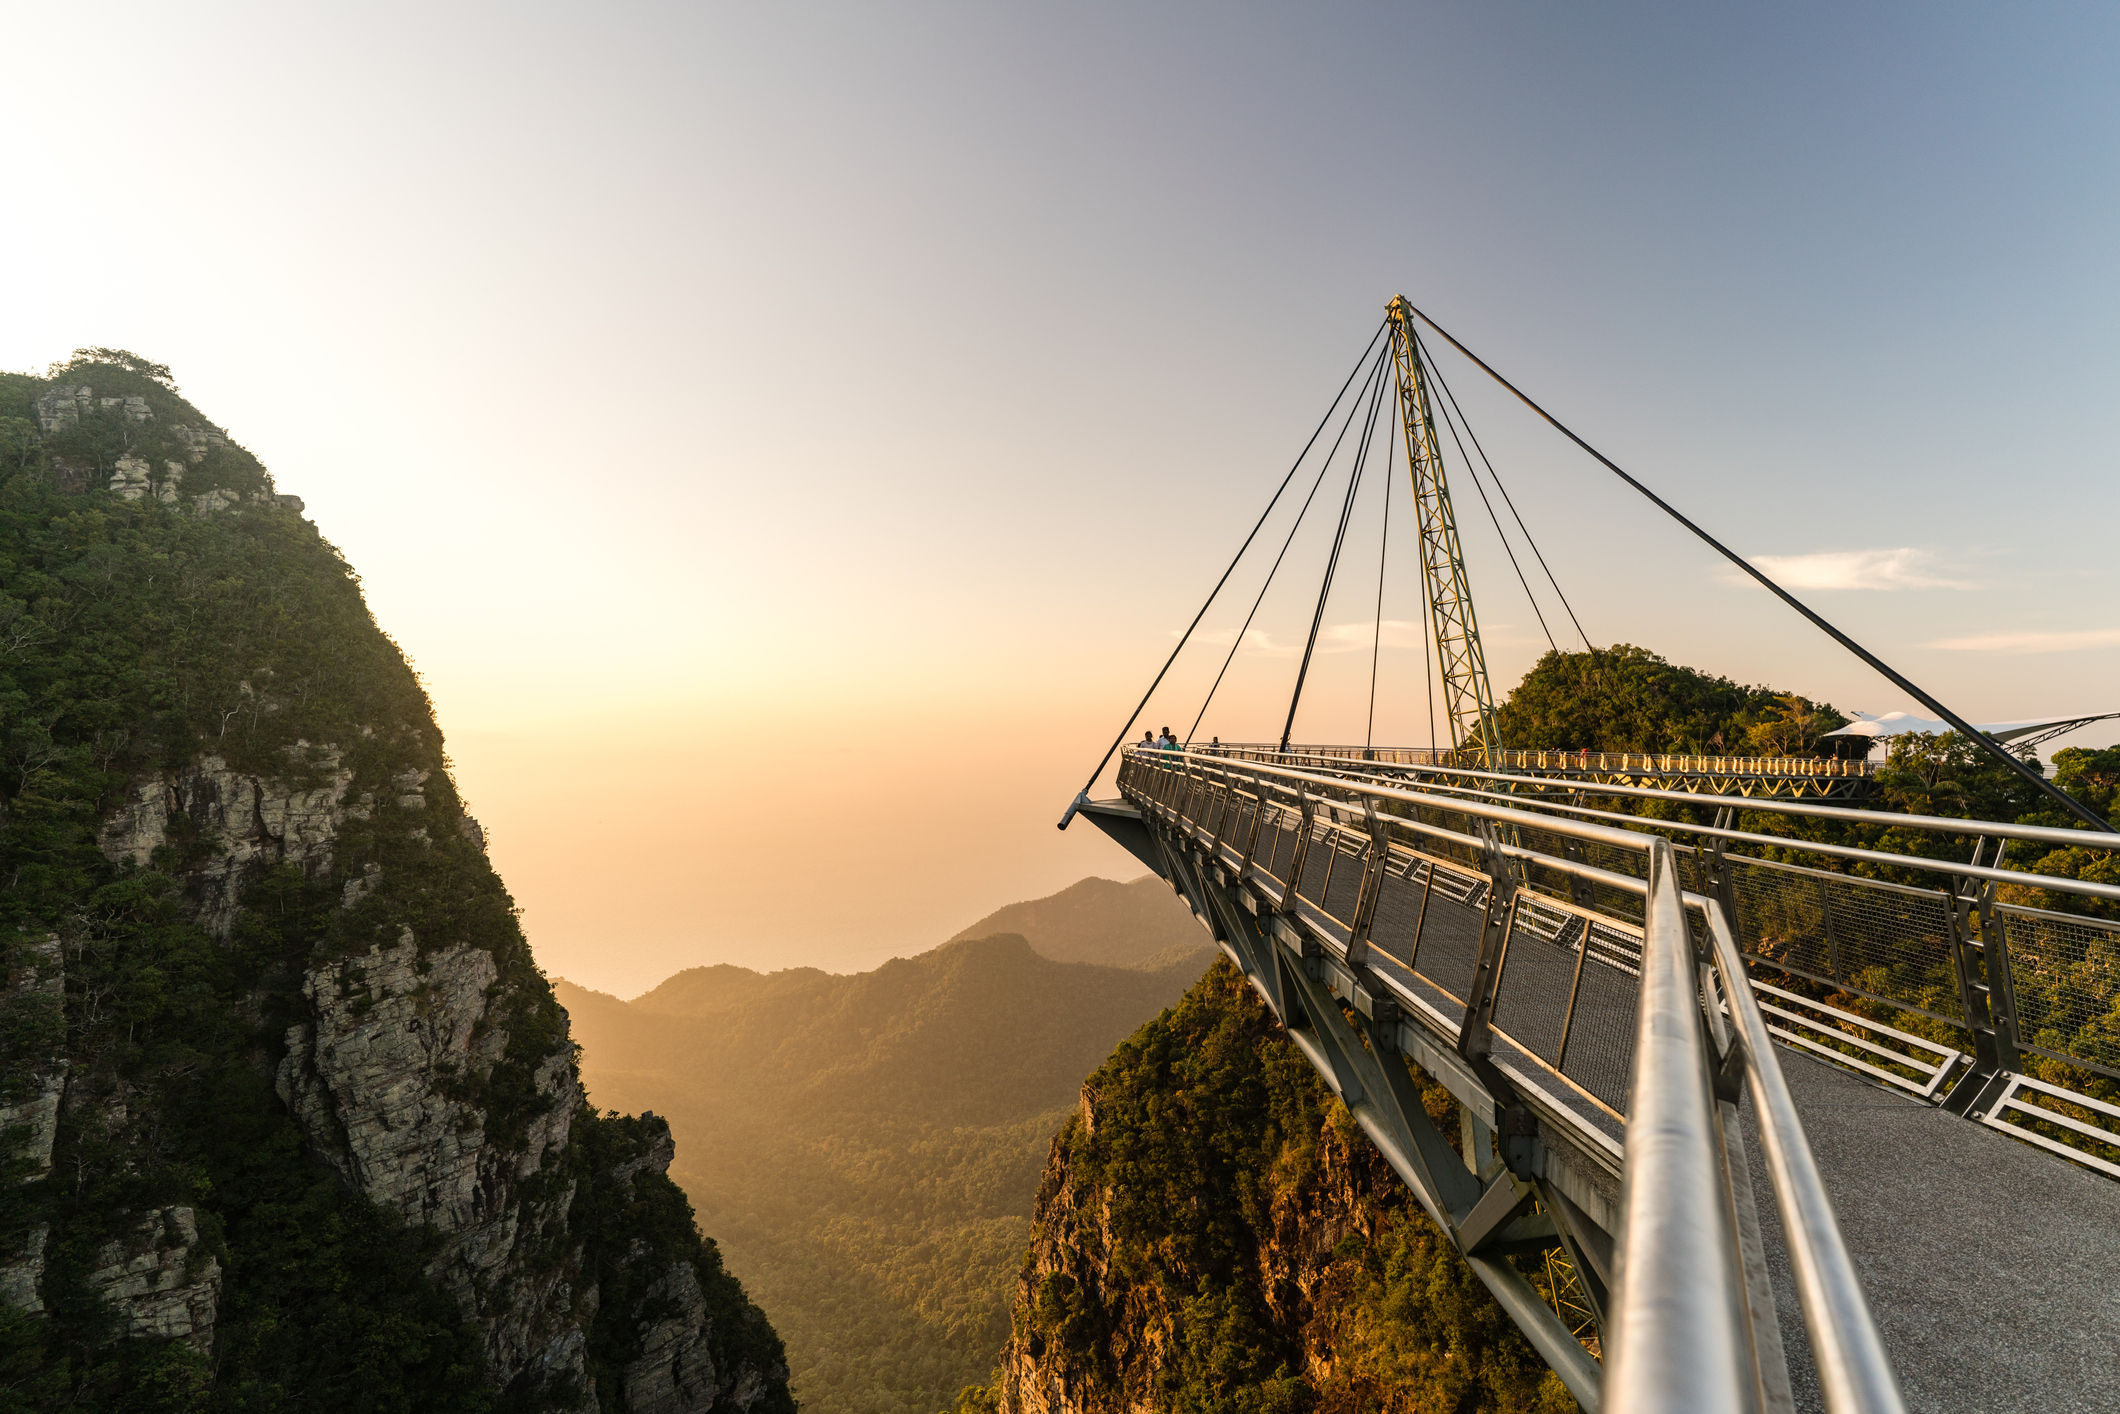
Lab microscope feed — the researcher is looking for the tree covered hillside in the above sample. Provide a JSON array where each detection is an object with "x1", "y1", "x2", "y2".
[
  {"x1": 956, "y1": 960, "x2": 1575, "y2": 1414},
  {"x1": 1494, "y1": 645, "x2": 1848, "y2": 756}
]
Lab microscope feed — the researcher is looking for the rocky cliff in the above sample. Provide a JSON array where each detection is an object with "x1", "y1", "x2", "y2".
[
  {"x1": 0, "y1": 350, "x2": 792, "y2": 1412},
  {"x1": 956, "y1": 960, "x2": 1577, "y2": 1414}
]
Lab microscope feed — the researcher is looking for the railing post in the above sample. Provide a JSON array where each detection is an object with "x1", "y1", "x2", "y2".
[
  {"x1": 1281, "y1": 792, "x2": 1317, "y2": 915},
  {"x1": 1943, "y1": 839, "x2": 2019, "y2": 1102},
  {"x1": 1456, "y1": 821, "x2": 1519, "y2": 1070},
  {"x1": 1701, "y1": 806, "x2": 1742, "y2": 950},
  {"x1": 1209, "y1": 766, "x2": 1240, "y2": 860},
  {"x1": 1238, "y1": 771, "x2": 1268, "y2": 878},
  {"x1": 1977, "y1": 882, "x2": 2024, "y2": 1064},
  {"x1": 1345, "y1": 798, "x2": 1392, "y2": 970},
  {"x1": 1817, "y1": 877, "x2": 1846, "y2": 986}
]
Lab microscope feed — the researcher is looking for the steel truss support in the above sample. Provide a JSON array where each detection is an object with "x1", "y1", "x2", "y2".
[
  {"x1": 1386, "y1": 295, "x2": 1502, "y2": 766},
  {"x1": 1173, "y1": 841, "x2": 1607, "y2": 1409}
]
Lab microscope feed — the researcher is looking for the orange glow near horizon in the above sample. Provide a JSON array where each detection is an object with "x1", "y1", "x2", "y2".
[{"x1": 6, "y1": 7, "x2": 2119, "y2": 998}]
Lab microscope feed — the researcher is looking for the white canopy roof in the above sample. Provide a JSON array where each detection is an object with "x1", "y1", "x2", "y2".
[{"x1": 1824, "y1": 710, "x2": 2120, "y2": 745}]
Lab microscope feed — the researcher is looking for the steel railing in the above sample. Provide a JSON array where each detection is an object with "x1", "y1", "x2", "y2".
[
  {"x1": 1166, "y1": 744, "x2": 2120, "y2": 1098},
  {"x1": 1208, "y1": 740, "x2": 1876, "y2": 780},
  {"x1": 1117, "y1": 747, "x2": 1908, "y2": 1412}
]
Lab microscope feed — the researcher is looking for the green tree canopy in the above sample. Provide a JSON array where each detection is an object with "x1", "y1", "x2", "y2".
[{"x1": 1493, "y1": 645, "x2": 1849, "y2": 757}]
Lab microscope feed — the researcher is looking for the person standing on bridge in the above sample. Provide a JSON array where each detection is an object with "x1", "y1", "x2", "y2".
[
  {"x1": 1158, "y1": 727, "x2": 1179, "y2": 750},
  {"x1": 1139, "y1": 730, "x2": 1156, "y2": 752}
]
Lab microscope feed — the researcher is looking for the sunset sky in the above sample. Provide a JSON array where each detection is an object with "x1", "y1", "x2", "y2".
[{"x1": 4, "y1": 3, "x2": 2118, "y2": 994}]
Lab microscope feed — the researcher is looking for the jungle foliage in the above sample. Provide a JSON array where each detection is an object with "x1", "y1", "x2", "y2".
[
  {"x1": 948, "y1": 960, "x2": 1575, "y2": 1414},
  {"x1": 1493, "y1": 645, "x2": 1850, "y2": 757}
]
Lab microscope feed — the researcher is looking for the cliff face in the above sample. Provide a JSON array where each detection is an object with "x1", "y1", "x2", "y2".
[
  {"x1": 965, "y1": 960, "x2": 1575, "y2": 1414},
  {"x1": 0, "y1": 353, "x2": 791, "y2": 1413}
]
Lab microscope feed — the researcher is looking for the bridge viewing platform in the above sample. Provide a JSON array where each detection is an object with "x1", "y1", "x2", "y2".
[{"x1": 1085, "y1": 745, "x2": 2120, "y2": 1413}]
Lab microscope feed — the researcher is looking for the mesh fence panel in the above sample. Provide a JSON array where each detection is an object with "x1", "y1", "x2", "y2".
[
  {"x1": 1491, "y1": 896, "x2": 1582, "y2": 1067},
  {"x1": 1727, "y1": 859, "x2": 1962, "y2": 1022},
  {"x1": 1200, "y1": 785, "x2": 1229, "y2": 838},
  {"x1": 1580, "y1": 839, "x2": 1648, "y2": 925},
  {"x1": 1730, "y1": 860, "x2": 1836, "y2": 981},
  {"x1": 1322, "y1": 838, "x2": 1366, "y2": 924},
  {"x1": 1561, "y1": 949, "x2": 1639, "y2": 1116},
  {"x1": 2000, "y1": 906, "x2": 2120, "y2": 1073},
  {"x1": 1262, "y1": 811, "x2": 1299, "y2": 884},
  {"x1": 1297, "y1": 824, "x2": 1334, "y2": 904},
  {"x1": 1409, "y1": 862, "x2": 1489, "y2": 1003},
  {"x1": 1369, "y1": 863, "x2": 1427, "y2": 966},
  {"x1": 1821, "y1": 875, "x2": 1959, "y2": 1021}
]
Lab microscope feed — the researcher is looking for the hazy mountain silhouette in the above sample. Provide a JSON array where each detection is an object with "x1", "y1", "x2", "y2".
[
  {"x1": 557, "y1": 876, "x2": 1212, "y2": 1414},
  {"x1": 946, "y1": 873, "x2": 1213, "y2": 970}
]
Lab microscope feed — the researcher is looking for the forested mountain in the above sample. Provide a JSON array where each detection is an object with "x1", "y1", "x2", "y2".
[
  {"x1": 0, "y1": 354, "x2": 789, "y2": 1413},
  {"x1": 949, "y1": 960, "x2": 1575, "y2": 1414},
  {"x1": 557, "y1": 881, "x2": 1213, "y2": 1414}
]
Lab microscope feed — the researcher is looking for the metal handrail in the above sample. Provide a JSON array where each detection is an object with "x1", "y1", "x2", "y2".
[
  {"x1": 1158, "y1": 746, "x2": 2120, "y2": 906},
  {"x1": 1217, "y1": 740, "x2": 1877, "y2": 778},
  {"x1": 1703, "y1": 907, "x2": 1906, "y2": 1413},
  {"x1": 1603, "y1": 840, "x2": 1750, "y2": 1412},
  {"x1": 1189, "y1": 743, "x2": 2120, "y2": 851},
  {"x1": 1341, "y1": 761, "x2": 2120, "y2": 907}
]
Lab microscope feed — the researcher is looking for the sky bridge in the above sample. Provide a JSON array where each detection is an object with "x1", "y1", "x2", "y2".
[
  {"x1": 1086, "y1": 750, "x2": 2120, "y2": 1413},
  {"x1": 1060, "y1": 297, "x2": 2120, "y2": 1412}
]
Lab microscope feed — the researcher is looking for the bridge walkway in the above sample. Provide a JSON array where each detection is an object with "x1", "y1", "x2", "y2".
[
  {"x1": 1756, "y1": 1047, "x2": 2120, "y2": 1413},
  {"x1": 1102, "y1": 749, "x2": 2120, "y2": 1410}
]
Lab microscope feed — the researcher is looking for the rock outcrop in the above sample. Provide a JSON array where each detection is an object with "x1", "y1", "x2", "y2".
[
  {"x1": 99, "y1": 746, "x2": 355, "y2": 937},
  {"x1": 277, "y1": 934, "x2": 589, "y2": 1387},
  {"x1": 0, "y1": 355, "x2": 792, "y2": 1412},
  {"x1": 84, "y1": 1208, "x2": 223, "y2": 1352}
]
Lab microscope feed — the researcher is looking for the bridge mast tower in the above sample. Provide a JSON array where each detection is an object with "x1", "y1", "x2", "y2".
[{"x1": 1386, "y1": 295, "x2": 1502, "y2": 766}]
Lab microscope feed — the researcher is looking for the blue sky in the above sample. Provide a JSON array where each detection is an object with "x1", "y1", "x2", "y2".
[{"x1": 2, "y1": 2, "x2": 2115, "y2": 988}]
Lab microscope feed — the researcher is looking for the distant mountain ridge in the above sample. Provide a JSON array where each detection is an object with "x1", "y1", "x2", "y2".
[
  {"x1": 946, "y1": 875, "x2": 1211, "y2": 970},
  {"x1": 562, "y1": 932, "x2": 1200, "y2": 1130},
  {"x1": 557, "y1": 876, "x2": 1215, "y2": 1414}
]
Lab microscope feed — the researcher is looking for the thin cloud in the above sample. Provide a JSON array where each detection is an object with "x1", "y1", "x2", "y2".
[
  {"x1": 1742, "y1": 547, "x2": 1970, "y2": 591},
  {"x1": 1926, "y1": 628, "x2": 2120, "y2": 654}
]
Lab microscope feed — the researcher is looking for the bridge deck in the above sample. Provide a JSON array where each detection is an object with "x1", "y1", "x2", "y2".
[{"x1": 1758, "y1": 1046, "x2": 2120, "y2": 1413}]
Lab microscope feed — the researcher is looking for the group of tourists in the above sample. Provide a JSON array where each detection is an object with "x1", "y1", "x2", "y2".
[{"x1": 1135, "y1": 730, "x2": 1222, "y2": 752}]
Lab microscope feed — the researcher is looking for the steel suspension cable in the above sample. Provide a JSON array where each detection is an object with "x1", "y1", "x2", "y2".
[
  {"x1": 1281, "y1": 353, "x2": 1393, "y2": 752},
  {"x1": 1405, "y1": 302, "x2": 2111, "y2": 832},
  {"x1": 1420, "y1": 336, "x2": 1594, "y2": 652},
  {"x1": 1186, "y1": 341, "x2": 1394, "y2": 743},
  {"x1": 1059, "y1": 321, "x2": 1390, "y2": 828}
]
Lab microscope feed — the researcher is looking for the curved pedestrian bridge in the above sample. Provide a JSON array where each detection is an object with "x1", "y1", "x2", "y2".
[{"x1": 1077, "y1": 745, "x2": 2120, "y2": 1413}]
